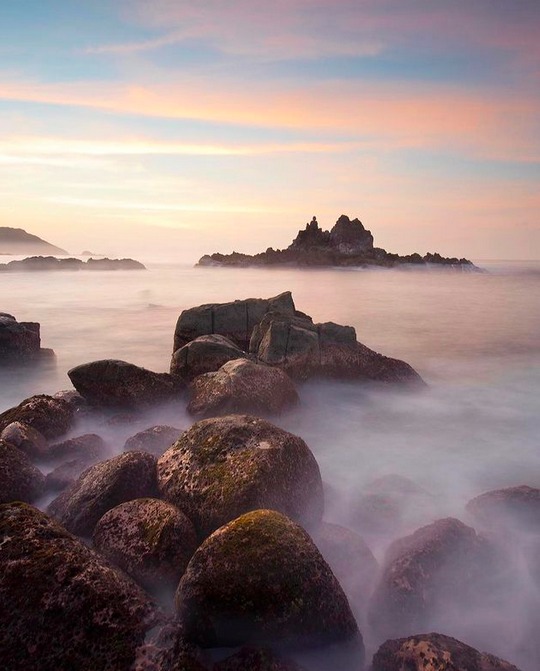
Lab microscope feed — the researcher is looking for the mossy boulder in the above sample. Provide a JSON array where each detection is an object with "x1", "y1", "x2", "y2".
[
  {"x1": 170, "y1": 334, "x2": 246, "y2": 381},
  {"x1": 0, "y1": 439, "x2": 45, "y2": 504},
  {"x1": 123, "y1": 425, "x2": 183, "y2": 457},
  {"x1": 0, "y1": 393, "x2": 75, "y2": 439},
  {"x1": 175, "y1": 509, "x2": 361, "y2": 653},
  {"x1": 372, "y1": 632, "x2": 521, "y2": 671},
  {"x1": 466, "y1": 485, "x2": 540, "y2": 532},
  {"x1": 157, "y1": 415, "x2": 323, "y2": 538},
  {"x1": 187, "y1": 358, "x2": 299, "y2": 419},
  {"x1": 0, "y1": 420, "x2": 48, "y2": 460},
  {"x1": 93, "y1": 498, "x2": 198, "y2": 593},
  {"x1": 0, "y1": 502, "x2": 159, "y2": 671},
  {"x1": 48, "y1": 451, "x2": 158, "y2": 537}
]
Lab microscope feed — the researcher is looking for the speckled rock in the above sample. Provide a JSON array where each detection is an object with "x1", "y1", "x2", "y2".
[
  {"x1": 0, "y1": 439, "x2": 45, "y2": 504},
  {"x1": 123, "y1": 425, "x2": 183, "y2": 457},
  {"x1": 93, "y1": 498, "x2": 198, "y2": 592},
  {"x1": 157, "y1": 415, "x2": 323, "y2": 538},
  {"x1": 48, "y1": 451, "x2": 158, "y2": 537},
  {"x1": 371, "y1": 632, "x2": 521, "y2": 671},
  {"x1": 170, "y1": 334, "x2": 246, "y2": 381},
  {"x1": 131, "y1": 621, "x2": 209, "y2": 671},
  {"x1": 0, "y1": 420, "x2": 48, "y2": 460},
  {"x1": 368, "y1": 518, "x2": 493, "y2": 639},
  {"x1": 47, "y1": 433, "x2": 107, "y2": 463},
  {"x1": 187, "y1": 358, "x2": 299, "y2": 418},
  {"x1": 214, "y1": 647, "x2": 306, "y2": 671},
  {"x1": 0, "y1": 502, "x2": 159, "y2": 671},
  {"x1": 176, "y1": 509, "x2": 361, "y2": 653},
  {"x1": 466, "y1": 485, "x2": 540, "y2": 532},
  {"x1": 0, "y1": 393, "x2": 75, "y2": 439},
  {"x1": 68, "y1": 359, "x2": 180, "y2": 409}
]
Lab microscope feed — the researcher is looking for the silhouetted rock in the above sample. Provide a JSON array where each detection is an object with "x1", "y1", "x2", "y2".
[
  {"x1": 123, "y1": 425, "x2": 183, "y2": 457},
  {"x1": 372, "y1": 632, "x2": 521, "y2": 671},
  {"x1": 0, "y1": 502, "x2": 159, "y2": 671},
  {"x1": 171, "y1": 334, "x2": 246, "y2": 381},
  {"x1": 176, "y1": 509, "x2": 361, "y2": 653},
  {"x1": 0, "y1": 393, "x2": 75, "y2": 439},
  {"x1": 0, "y1": 440, "x2": 45, "y2": 504},
  {"x1": 0, "y1": 255, "x2": 146, "y2": 272},
  {"x1": 0, "y1": 226, "x2": 68, "y2": 255},
  {"x1": 188, "y1": 358, "x2": 299, "y2": 418},
  {"x1": 0, "y1": 312, "x2": 54, "y2": 363},
  {"x1": 328, "y1": 214, "x2": 374, "y2": 254},
  {"x1": 157, "y1": 415, "x2": 323, "y2": 539},
  {"x1": 466, "y1": 485, "x2": 540, "y2": 532}
]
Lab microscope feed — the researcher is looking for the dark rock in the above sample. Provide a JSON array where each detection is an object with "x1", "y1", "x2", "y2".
[
  {"x1": 48, "y1": 451, "x2": 158, "y2": 537},
  {"x1": 157, "y1": 415, "x2": 323, "y2": 539},
  {"x1": 0, "y1": 440, "x2": 45, "y2": 504},
  {"x1": 0, "y1": 312, "x2": 46, "y2": 362},
  {"x1": 214, "y1": 647, "x2": 306, "y2": 671},
  {"x1": 171, "y1": 334, "x2": 246, "y2": 381},
  {"x1": 124, "y1": 425, "x2": 183, "y2": 457},
  {"x1": 372, "y1": 632, "x2": 521, "y2": 671},
  {"x1": 85, "y1": 257, "x2": 146, "y2": 270},
  {"x1": 176, "y1": 509, "x2": 361, "y2": 653},
  {"x1": 132, "y1": 621, "x2": 209, "y2": 671},
  {"x1": 93, "y1": 498, "x2": 198, "y2": 593},
  {"x1": 45, "y1": 457, "x2": 97, "y2": 493},
  {"x1": 173, "y1": 292, "x2": 295, "y2": 351},
  {"x1": 328, "y1": 214, "x2": 374, "y2": 254},
  {"x1": 187, "y1": 358, "x2": 299, "y2": 418},
  {"x1": 68, "y1": 359, "x2": 180, "y2": 409},
  {"x1": 0, "y1": 255, "x2": 146, "y2": 272},
  {"x1": 466, "y1": 485, "x2": 540, "y2": 532},
  {"x1": 0, "y1": 393, "x2": 74, "y2": 439},
  {"x1": 289, "y1": 216, "x2": 330, "y2": 249},
  {"x1": 368, "y1": 518, "x2": 493, "y2": 639},
  {"x1": 47, "y1": 433, "x2": 107, "y2": 463},
  {"x1": 0, "y1": 420, "x2": 48, "y2": 460},
  {"x1": 0, "y1": 502, "x2": 159, "y2": 671}
]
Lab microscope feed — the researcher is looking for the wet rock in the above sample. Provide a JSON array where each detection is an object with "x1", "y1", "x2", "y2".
[
  {"x1": 188, "y1": 358, "x2": 299, "y2": 418},
  {"x1": 0, "y1": 420, "x2": 48, "y2": 460},
  {"x1": 466, "y1": 485, "x2": 540, "y2": 532},
  {"x1": 0, "y1": 502, "x2": 159, "y2": 671},
  {"x1": 48, "y1": 451, "x2": 158, "y2": 537},
  {"x1": 372, "y1": 632, "x2": 521, "y2": 671},
  {"x1": 0, "y1": 393, "x2": 75, "y2": 439},
  {"x1": 47, "y1": 433, "x2": 107, "y2": 463},
  {"x1": 68, "y1": 359, "x2": 180, "y2": 409},
  {"x1": 0, "y1": 440, "x2": 45, "y2": 504},
  {"x1": 123, "y1": 425, "x2": 183, "y2": 457},
  {"x1": 173, "y1": 292, "x2": 295, "y2": 351},
  {"x1": 157, "y1": 415, "x2": 323, "y2": 538},
  {"x1": 93, "y1": 498, "x2": 198, "y2": 593},
  {"x1": 214, "y1": 647, "x2": 306, "y2": 671},
  {"x1": 0, "y1": 312, "x2": 48, "y2": 362},
  {"x1": 368, "y1": 518, "x2": 493, "y2": 639},
  {"x1": 170, "y1": 334, "x2": 246, "y2": 381},
  {"x1": 132, "y1": 621, "x2": 209, "y2": 671},
  {"x1": 176, "y1": 509, "x2": 361, "y2": 653}
]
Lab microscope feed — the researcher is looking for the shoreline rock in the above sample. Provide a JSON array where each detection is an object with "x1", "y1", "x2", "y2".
[{"x1": 0, "y1": 255, "x2": 146, "y2": 272}]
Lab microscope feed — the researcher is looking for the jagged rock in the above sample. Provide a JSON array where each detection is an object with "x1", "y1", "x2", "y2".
[
  {"x1": 123, "y1": 425, "x2": 183, "y2": 457},
  {"x1": 176, "y1": 509, "x2": 361, "y2": 653},
  {"x1": 0, "y1": 312, "x2": 47, "y2": 362},
  {"x1": 93, "y1": 498, "x2": 198, "y2": 593},
  {"x1": 173, "y1": 292, "x2": 295, "y2": 351},
  {"x1": 368, "y1": 518, "x2": 494, "y2": 639},
  {"x1": 171, "y1": 334, "x2": 246, "y2": 381},
  {"x1": 0, "y1": 502, "x2": 159, "y2": 671},
  {"x1": 329, "y1": 214, "x2": 374, "y2": 254},
  {"x1": 289, "y1": 216, "x2": 330, "y2": 249},
  {"x1": 187, "y1": 358, "x2": 299, "y2": 418},
  {"x1": 372, "y1": 632, "x2": 521, "y2": 671},
  {"x1": 0, "y1": 393, "x2": 75, "y2": 439},
  {"x1": 68, "y1": 359, "x2": 180, "y2": 409},
  {"x1": 214, "y1": 647, "x2": 306, "y2": 671},
  {"x1": 48, "y1": 451, "x2": 158, "y2": 537},
  {"x1": 0, "y1": 421, "x2": 48, "y2": 460},
  {"x1": 157, "y1": 415, "x2": 323, "y2": 539},
  {"x1": 466, "y1": 485, "x2": 540, "y2": 532},
  {"x1": 0, "y1": 440, "x2": 45, "y2": 504}
]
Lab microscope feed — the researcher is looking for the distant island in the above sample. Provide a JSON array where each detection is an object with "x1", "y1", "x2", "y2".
[
  {"x1": 0, "y1": 256, "x2": 146, "y2": 272},
  {"x1": 0, "y1": 227, "x2": 68, "y2": 255},
  {"x1": 198, "y1": 215, "x2": 479, "y2": 270}
]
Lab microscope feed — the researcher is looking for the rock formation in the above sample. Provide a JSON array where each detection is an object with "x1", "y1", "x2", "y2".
[
  {"x1": 0, "y1": 313, "x2": 54, "y2": 364},
  {"x1": 0, "y1": 227, "x2": 68, "y2": 255},
  {"x1": 0, "y1": 256, "x2": 146, "y2": 271}
]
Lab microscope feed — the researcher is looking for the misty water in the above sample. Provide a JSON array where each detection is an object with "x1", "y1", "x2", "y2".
[{"x1": 1, "y1": 260, "x2": 539, "y2": 669}]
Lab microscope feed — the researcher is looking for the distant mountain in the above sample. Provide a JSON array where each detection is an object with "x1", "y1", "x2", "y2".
[{"x1": 0, "y1": 227, "x2": 68, "y2": 255}]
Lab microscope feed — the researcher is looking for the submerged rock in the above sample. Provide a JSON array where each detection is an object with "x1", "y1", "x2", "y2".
[
  {"x1": 176, "y1": 509, "x2": 361, "y2": 653},
  {"x1": 157, "y1": 415, "x2": 323, "y2": 538},
  {"x1": 0, "y1": 393, "x2": 75, "y2": 439},
  {"x1": 0, "y1": 502, "x2": 159, "y2": 671},
  {"x1": 170, "y1": 334, "x2": 246, "y2": 381},
  {"x1": 123, "y1": 425, "x2": 183, "y2": 457},
  {"x1": 466, "y1": 485, "x2": 540, "y2": 532},
  {"x1": 47, "y1": 433, "x2": 107, "y2": 463},
  {"x1": 0, "y1": 440, "x2": 45, "y2": 504}
]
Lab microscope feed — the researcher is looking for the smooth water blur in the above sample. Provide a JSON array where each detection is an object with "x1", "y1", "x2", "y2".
[{"x1": 1, "y1": 260, "x2": 539, "y2": 668}]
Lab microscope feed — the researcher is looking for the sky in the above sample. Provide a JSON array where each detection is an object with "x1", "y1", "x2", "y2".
[{"x1": 0, "y1": 0, "x2": 539, "y2": 260}]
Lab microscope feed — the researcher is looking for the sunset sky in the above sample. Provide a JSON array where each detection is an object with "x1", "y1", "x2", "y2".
[{"x1": 1, "y1": 0, "x2": 539, "y2": 259}]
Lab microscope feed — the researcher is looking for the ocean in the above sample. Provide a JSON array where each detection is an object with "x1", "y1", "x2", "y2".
[{"x1": 1, "y1": 259, "x2": 539, "y2": 669}]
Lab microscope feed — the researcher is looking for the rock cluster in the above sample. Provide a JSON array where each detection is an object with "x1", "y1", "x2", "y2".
[{"x1": 0, "y1": 255, "x2": 146, "y2": 271}]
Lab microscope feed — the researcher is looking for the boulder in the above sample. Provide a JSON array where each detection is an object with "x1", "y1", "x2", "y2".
[
  {"x1": 170, "y1": 334, "x2": 246, "y2": 381},
  {"x1": 157, "y1": 415, "x2": 323, "y2": 538},
  {"x1": 0, "y1": 440, "x2": 45, "y2": 504},
  {"x1": 368, "y1": 518, "x2": 493, "y2": 639},
  {"x1": 0, "y1": 502, "x2": 159, "y2": 671},
  {"x1": 48, "y1": 451, "x2": 158, "y2": 537},
  {"x1": 0, "y1": 312, "x2": 43, "y2": 362},
  {"x1": 187, "y1": 358, "x2": 299, "y2": 418},
  {"x1": 68, "y1": 359, "x2": 180, "y2": 408},
  {"x1": 0, "y1": 420, "x2": 48, "y2": 460},
  {"x1": 372, "y1": 632, "x2": 521, "y2": 671},
  {"x1": 47, "y1": 433, "x2": 107, "y2": 463},
  {"x1": 176, "y1": 509, "x2": 361, "y2": 653},
  {"x1": 0, "y1": 393, "x2": 75, "y2": 439},
  {"x1": 131, "y1": 621, "x2": 209, "y2": 671},
  {"x1": 214, "y1": 647, "x2": 306, "y2": 671},
  {"x1": 466, "y1": 485, "x2": 540, "y2": 532},
  {"x1": 123, "y1": 425, "x2": 183, "y2": 457},
  {"x1": 93, "y1": 498, "x2": 198, "y2": 593},
  {"x1": 173, "y1": 292, "x2": 295, "y2": 351}
]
